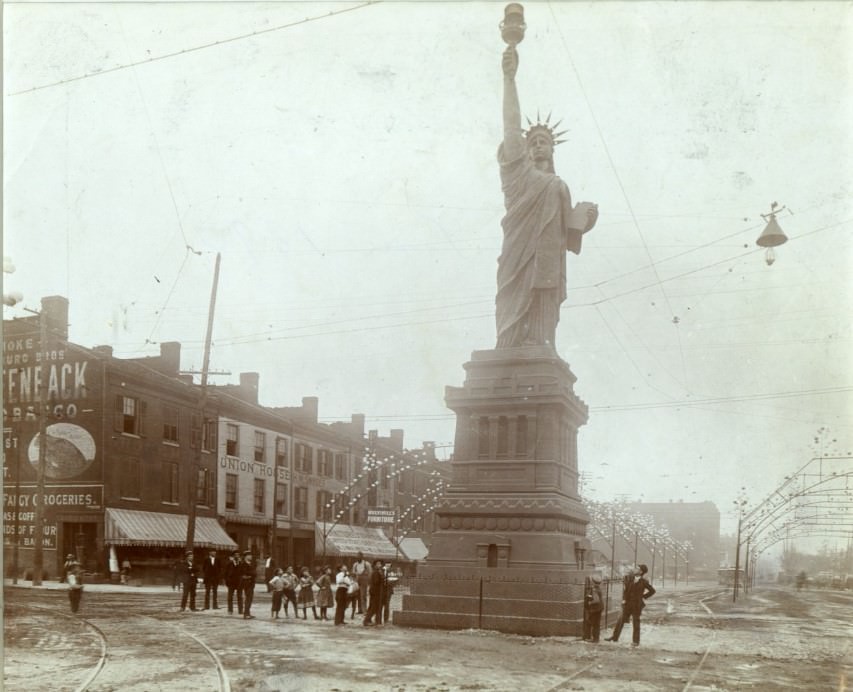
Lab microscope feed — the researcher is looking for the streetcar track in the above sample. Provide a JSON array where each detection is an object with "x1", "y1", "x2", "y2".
[
  {"x1": 20, "y1": 602, "x2": 109, "y2": 692},
  {"x1": 10, "y1": 600, "x2": 229, "y2": 692}
]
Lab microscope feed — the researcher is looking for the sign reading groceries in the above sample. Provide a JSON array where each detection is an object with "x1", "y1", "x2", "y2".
[{"x1": 366, "y1": 508, "x2": 396, "y2": 525}]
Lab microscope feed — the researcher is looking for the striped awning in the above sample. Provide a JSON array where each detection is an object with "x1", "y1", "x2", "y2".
[
  {"x1": 315, "y1": 522, "x2": 398, "y2": 560},
  {"x1": 105, "y1": 508, "x2": 237, "y2": 550}
]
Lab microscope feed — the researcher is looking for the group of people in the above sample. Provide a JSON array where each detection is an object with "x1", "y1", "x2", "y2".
[
  {"x1": 174, "y1": 549, "x2": 397, "y2": 626},
  {"x1": 583, "y1": 563, "x2": 656, "y2": 646},
  {"x1": 175, "y1": 548, "x2": 260, "y2": 618},
  {"x1": 266, "y1": 552, "x2": 397, "y2": 627}
]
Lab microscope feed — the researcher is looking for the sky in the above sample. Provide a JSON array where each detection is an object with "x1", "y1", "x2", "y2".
[{"x1": 4, "y1": 1, "x2": 852, "y2": 539}]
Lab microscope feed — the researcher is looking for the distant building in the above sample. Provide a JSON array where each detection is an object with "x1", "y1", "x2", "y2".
[
  {"x1": 3, "y1": 295, "x2": 432, "y2": 582},
  {"x1": 626, "y1": 500, "x2": 720, "y2": 581}
]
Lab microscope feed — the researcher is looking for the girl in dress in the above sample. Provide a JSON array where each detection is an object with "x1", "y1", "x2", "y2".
[
  {"x1": 297, "y1": 566, "x2": 318, "y2": 620},
  {"x1": 315, "y1": 566, "x2": 334, "y2": 621}
]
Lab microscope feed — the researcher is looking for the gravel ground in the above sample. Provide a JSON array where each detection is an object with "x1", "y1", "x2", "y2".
[{"x1": 3, "y1": 580, "x2": 852, "y2": 691}]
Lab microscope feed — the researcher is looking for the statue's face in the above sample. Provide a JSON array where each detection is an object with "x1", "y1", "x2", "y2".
[{"x1": 527, "y1": 132, "x2": 554, "y2": 164}]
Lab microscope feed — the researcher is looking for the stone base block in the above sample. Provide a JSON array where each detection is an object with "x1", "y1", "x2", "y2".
[{"x1": 392, "y1": 564, "x2": 589, "y2": 637}]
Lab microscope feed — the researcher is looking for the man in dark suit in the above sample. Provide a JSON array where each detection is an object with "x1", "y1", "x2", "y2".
[
  {"x1": 179, "y1": 551, "x2": 200, "y2": 612},
  {"x1": 240, "y1": 551, "x2": 256, "y2": 619},
  {"x1": 224, "y1": 550, "x2": 243, "y2": 615},
  {"x1": 606, "y1": 563, "x2": 656, "y2": 645},
  {"x1": 202, "y1": 548, "x2": 221, "y2": 610},
  {"x1": 363, "y1": 559, "x2": 385, "y2": 626}
]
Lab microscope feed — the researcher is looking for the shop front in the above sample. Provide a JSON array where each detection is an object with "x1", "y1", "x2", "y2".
[{"x1": 104, "y1": 507, "x2": 237, "y2": 583}]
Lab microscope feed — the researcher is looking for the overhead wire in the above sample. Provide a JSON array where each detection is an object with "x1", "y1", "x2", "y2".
[{"x1": 8, "y1": 1, "x2": 381, "y2": 97}]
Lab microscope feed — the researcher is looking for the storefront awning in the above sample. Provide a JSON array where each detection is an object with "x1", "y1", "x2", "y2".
[
  {"x1": 315, "y1": 522, "x2": 398, "y2": 560},
  {"x1": 105, "y1": 508, "x2": 237, "y2": 550},
  {"x1": 398, "y1": 537, "x2": 429, "y2": 561}
]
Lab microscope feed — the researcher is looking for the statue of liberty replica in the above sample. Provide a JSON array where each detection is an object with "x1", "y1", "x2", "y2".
[{"x1": 395, "y1": 5, "x2": 599, "y2": 637}]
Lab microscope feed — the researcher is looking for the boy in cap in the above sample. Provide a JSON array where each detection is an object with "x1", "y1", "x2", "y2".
[
  {"x1": 179, "y1": 550, "x2": 200, "y2": 611},
  {"x1": 584, "y1": 574, "x2": 604, "y2": 643}
]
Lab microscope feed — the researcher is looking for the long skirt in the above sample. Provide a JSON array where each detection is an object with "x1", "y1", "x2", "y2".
[
  {"x1": 316, "y1": 585, "x2": 334, "y2": 608},
  {"x1": 297, "y1": 586, "x2": 314, "y2": 607}
]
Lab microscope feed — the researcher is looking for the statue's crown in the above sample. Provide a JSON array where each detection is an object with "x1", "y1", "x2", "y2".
[{"x1": 524, "y1": 111, "x2": 567, "y2": 146}]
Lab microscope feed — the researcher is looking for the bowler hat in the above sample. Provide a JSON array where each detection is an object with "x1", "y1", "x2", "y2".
[{"x1": 591, "y1": 574, "x2": 602, "y2": 583}]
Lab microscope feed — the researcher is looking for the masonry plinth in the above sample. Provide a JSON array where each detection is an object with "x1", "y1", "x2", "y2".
[{"x1": 394, "y1": 346, "x2": 593, "y2": 636}]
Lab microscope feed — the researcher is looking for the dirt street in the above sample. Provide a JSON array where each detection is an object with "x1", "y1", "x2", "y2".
[{"x1": 3, "y1": 581, "x2": 852, "y2": 691}]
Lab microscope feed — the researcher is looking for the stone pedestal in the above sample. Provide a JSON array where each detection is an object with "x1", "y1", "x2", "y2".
[{"x1": 394, "y1": 346, "x2": 592, "y2": 636}]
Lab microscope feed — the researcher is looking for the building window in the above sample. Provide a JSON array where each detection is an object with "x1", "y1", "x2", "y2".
[
  {"x1": 114, "y1": 394, "x2": 145, "y2": 435},
  {"x1": 253, "y1": 478, "x2": 265, "y2": 513},
  {"x1": 297, "y1": 444, "x2": 313, "y2": 474},
  {"x1": 161, "y1": 461, "x2": 179, "y2": 504},
  {"x1": 120, "y1": 458, "x2": 141, "y2": 499},
  {"x1": 516, "y1": 416, "x2": 528, "y2": 458},
  {"x1": 316, "y1": 490, "x2": 333, "y2": 521},
  {"x1": 275, "y1": 438, "x2": 288, "y2": 468},
  {"x1": 275, "y1": 482, "x2": 288, "y2": 515},
  {"x1": 225, "y1": 473, "x2": 238, "y2": 511},
  {"x1": 196, "y1": 468, "x2": 214, "y2": 507},
  {"x1": 334, "y1": 453, "x2": 346, "y2": 481},
  {"x1": 203, "y1": 418, "x2": 216, "y2": 452},
  {"x1": 318, "y1": 449, "x2": 331, "y2": 477},
  {"x1": 163, "y1": 405, "x2": 179, "y2": 444},
  {"x1": 254, "y1": 431, "x2": 266, "y2": 463},
  {"x1": 226, "y1": 423, "x2": 239, "y2": 457},
  {"x1": 191, "y1": 414, "x2": 201, "y2": 449},
  {"x1": 294, "y1": 486, "x2": 308, "y2": 519},
  {"x1": 496, "y1": 416, "x2": 508, "y2": 458},
  {"x1": 478, "y1": 417, "x2": 490, "y2": 458}
]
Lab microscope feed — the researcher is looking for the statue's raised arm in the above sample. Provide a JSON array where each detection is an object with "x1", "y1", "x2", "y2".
[{"x1": 501, "y1": 46, "x2": 525, "y2": 162}]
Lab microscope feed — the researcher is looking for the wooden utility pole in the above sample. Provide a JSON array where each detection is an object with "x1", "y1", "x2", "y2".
[
  {"x1": 31, "y1": 308, "x2": 49, "y2": 585},
  {"x1": 185, "y1": 252, "x2": 221, "y2": 553}
]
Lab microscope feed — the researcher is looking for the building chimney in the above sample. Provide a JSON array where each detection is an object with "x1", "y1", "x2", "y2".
[
  {"x1": 390, "y1": 429, "x2": 404, "y2": 452},
  {"x1": 302, "y1": 396, "x2": 319, "y2": 423},
  {"x1": 351, "y1": 413, "x2": 365, "y2": 438},
  {"x1": 41, "y1": 295, "x2": 69, "y2": 341},
  {"x1": 159, "y1": 341, "x2": 181, "y2": 376},
  {"x1": 92, "y1": 345, "x2": 114, "y2": 358},
  {"x1": 239, "y1": 372, "x2": 260, "y2": 405}
]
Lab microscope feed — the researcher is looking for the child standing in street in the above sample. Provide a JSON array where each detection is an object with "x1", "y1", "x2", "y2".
[{"x1": 269, "y1": 568, "x2": 286, "y2": 619}]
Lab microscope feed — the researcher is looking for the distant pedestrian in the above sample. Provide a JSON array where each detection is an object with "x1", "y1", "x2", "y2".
[
  {"x1": 269, "y1": 568, "x2": 286, "y2": 619},
  {"x1": 334, "y1": 565, "x2": 353, "y2": 625},
  {"x1": 796, "y1": 571, "x2": 807, "y2": 591},
  {"x1": 202, "y1": 549, "x2": 221, "y2": 610},
  {"x1": 363, "y1": 559, "x2": 385, "y2": 626},
  {"x1": 281, "y1": 566, "x2": 299, "y2": 617},
  {"x1": 351, "y1": 552, "x2": 371, "y2": 615},
  {"x1": 66, "y1": 559, "x2": 84, "y2": 613},
  {"x1": 179, "y1": 551, "x2": 200, "y2": 612},
  {"x1": 584, "y1": 574, "x2": 604, "y2": 643},
  {"x1": 224, "y1": 550, "x2": 243, "y2": 614},
  {"x1": 120, "y1": 558, "x2": 131, "y2": 585},
  {"x1": 315, "y1": 566, "x2": 334, "y2": 621},
  {"x1": 61, "y1": 554, "x2": 76, "y2": 583},
  {"x1": 240, "y1": 551, "x2": 256, "y2": 619},
  {"x1": 297, "y1": 567, "x2": 318, "y2": 620},
  {"x1": 606, "y1": 564, "x2": 655, "y2": 646}
]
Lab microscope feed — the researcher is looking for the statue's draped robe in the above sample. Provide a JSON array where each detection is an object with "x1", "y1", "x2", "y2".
[{"x1": 496, "y1": 142, "x2": 585, "y2": 348}]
